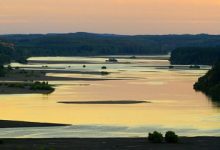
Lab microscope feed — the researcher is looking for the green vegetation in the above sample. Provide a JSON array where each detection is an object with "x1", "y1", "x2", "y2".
[
  {"x1": 148, "y1": 131, "x2": 179, "y2": 143},
  {"x1": 0, "y1": 65, "x2": 14, "y2": 77},
  {"x1": 30, "y1": 81, "x2": 54, "y2": 91},
  {"x1": 1, "y1": 33, "x2": 220, "y2": 66},
  {"x1": 189, "y1": 65, "x2": 200, "y2": 69},
  {"x1": 0, "y1": 66, "x2": 6, "y2": 77},
  {"x1": 148, "y1": 131, "x2": 163, "y2": 143},
  {"x1": 106, "y1": 58, "x2": 118, "y2": 63},
  {"x1": 0, "y1": 43, "x2": 11, "y2": 65},
  {"x1": 2, "y1": 33, "x2": 220, "y2": 57},
  {"x1": 101, "y1": 66, "x2": 107, "y2": 69},
  {"x1": 0, "y1": 41, "x2": 27, "y2": 65},
  {"x1": 170, "y1": 47, "x2": 220, "y2": 65},
  {"x1": 169, "y1": 65, "x2": 174, "y2": 69},
  {"x1": 194, "y1": 63, "x2": 220, "y2": 101},
  {"x1": 130, "y1": 56, "x2": 136, "y2": 59},
  {"x1": 42, "y1": 65, "x2": 48, "y2": 68},
  {"x1": 0, "y1": 81, "x2": 54, "y2": 92},
  {"x1": 100, "y1": 71, "x2": 109, "y2": 75},
  {"x1": 165, "y1": 131, "x2": 179, "y2": 143}
]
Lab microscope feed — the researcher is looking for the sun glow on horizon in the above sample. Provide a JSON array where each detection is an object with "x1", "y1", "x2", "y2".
[{"x1": 0, "y1": 0, "x2": 220, "y2": 34}]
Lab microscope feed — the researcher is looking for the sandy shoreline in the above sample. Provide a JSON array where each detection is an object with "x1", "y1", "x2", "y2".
[{"x1": 0, "y1": 137, "x2": 220, "y2": 150}]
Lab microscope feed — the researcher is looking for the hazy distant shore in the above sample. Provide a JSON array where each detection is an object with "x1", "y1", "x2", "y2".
[{"x1": 0, "y1": 137, "x2": 220, "y2": 150}]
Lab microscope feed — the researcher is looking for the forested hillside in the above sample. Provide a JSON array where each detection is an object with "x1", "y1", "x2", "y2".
[
  {"x1": 0, "y1": 40, "x2": 26, "y2": 65},
  {"x1": 194, "y1": 63, "x2": 220, "y2": 101},
  {"x1": 1, "y1": 33, "x2": 220, "y2": 56},
  {"x1": 170, "y1": 47, "x2": 220, "y2": 65}
]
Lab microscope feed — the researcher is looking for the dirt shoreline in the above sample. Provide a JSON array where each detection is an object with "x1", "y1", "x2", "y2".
[{"x1": 0, "y1": 137, "x2": 220, "y2": 150}]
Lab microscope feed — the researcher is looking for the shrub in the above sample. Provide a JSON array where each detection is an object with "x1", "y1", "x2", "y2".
[
  {"x1": 101, "y1": 71, "x2": 109, "y2": 75},
  {"x1": 30, "y1": 81, "x2": 54, "y2": 91},
  {"x1": 169, "y1": 65, "x2": 174, "y2": 69},
  {"x1": 165, "y1": 131, "x2": 179, "y2": 143},
  {"x1": 148, "y1": 131, "x2": 163, "y2": 143},
  {"x1": 101, "y1": 66, "x2": 107, "y2": 69}
]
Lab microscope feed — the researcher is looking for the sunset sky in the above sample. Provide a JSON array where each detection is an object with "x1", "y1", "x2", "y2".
[{"x1": 0, "y1": 0, "x2": 220, "y2": 34}]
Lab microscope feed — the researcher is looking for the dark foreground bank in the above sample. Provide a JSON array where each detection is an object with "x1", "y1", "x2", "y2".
[{"x1": 0, "y1": 137, "x2": 220, "y2": 150}]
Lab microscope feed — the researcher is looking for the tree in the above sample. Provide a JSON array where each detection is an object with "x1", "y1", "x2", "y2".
[
  {"x1": 148, "y1": 131, "x2": 163, "y2": 143},
  {"x1": 165, "y1": 131, "x2": 179, "y2": 143}
]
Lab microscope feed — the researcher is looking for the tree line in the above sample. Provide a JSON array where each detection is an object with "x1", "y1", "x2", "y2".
[
  {"x1": 170, "y1": 47, "x2": 220, "y2": 65},
  {"x1": 1, "y1": 33, "x2": 220, "y2": 57}
]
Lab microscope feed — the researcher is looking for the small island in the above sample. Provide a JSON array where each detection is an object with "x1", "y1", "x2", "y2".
[
  {"x1": 0, "y1": 65, "x2": 54, "y2": 94},
  {"x1": 0, "y1": 81, "x2": 54, "y2": 94},
  {"x1": 189, "y1": 65, "x2": 200, "y2": 69},
  {"x1": 106, "y1": 57, "x2": 118, "y2": 63}
]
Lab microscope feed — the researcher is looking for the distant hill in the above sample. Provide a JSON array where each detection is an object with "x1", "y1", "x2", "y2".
[
  {"x1": 1, "y1": 33, "x2": 220, "y2": 56},
  {"x1": 170, "y1": 47, "x2": 220, "y2": 65},
  {"x1": 194, "y1": 63, "x2": 220, "y2": 101},
  {"x1": 0, "y1": 40, "x2": 26, "y2": 65},
  {"x1": 0, "y1": 41, "x2": 15, "y2": 65}
]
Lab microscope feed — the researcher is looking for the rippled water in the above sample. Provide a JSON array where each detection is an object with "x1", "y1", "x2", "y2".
[{"x1": 0, "y1": 56, "x2": 219, "y2": 138}]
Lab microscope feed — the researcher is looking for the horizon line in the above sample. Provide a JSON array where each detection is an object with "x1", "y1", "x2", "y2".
[{"x1": 1, "y1": 32, "x2": 220, "y2": 36}]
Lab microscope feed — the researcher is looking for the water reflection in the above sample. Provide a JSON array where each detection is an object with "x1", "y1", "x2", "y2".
[{"x1": 0, "y1": 56, "x2": 219, "y2": 137}]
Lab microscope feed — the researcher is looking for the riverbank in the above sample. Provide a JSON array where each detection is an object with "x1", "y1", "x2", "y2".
[
  {"x1": 0, "y1": 69, "x2": 112, "y2": 82},
  {"x1": 0, "y1": 85, "x2": 53, "y2": 94},
  {"x1": 0, "y1": 67, "x2": 116, "y2": 94},
  {"x1": 0, "y1": 137, "x2": 220, "y2": 150},
  {"x1": 0, "y1": 81, "x2": 54, "y2": 94}
]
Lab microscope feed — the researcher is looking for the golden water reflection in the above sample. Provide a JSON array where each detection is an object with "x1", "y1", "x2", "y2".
[{"x1": 1, "y1": 56, "x2": 220, "y2": 135}]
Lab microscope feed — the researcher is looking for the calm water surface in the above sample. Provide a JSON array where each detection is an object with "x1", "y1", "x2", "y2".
[{"x1": 0, "y1": 56, "x2": 219, "y2": 138}]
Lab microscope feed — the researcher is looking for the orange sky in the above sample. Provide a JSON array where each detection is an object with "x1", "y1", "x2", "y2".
[{"x1": 0, "y1": 0, "x2": 220, "y2": 34}]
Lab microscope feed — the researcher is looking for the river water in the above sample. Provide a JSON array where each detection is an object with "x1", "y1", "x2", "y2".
[{"x1": 0, "y1": 56, "x2": 219, "y2": 138}]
